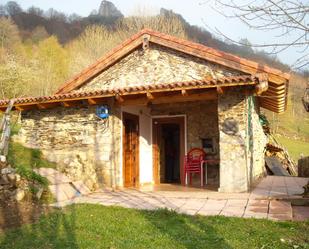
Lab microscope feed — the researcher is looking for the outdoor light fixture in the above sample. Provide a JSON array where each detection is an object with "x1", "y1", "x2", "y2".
[{"x1": 96, "y1": 105, "x2": 109, "y2": 119}]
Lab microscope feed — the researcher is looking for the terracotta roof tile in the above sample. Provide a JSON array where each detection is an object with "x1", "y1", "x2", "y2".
[{"x1": 0, "y1": 75, "x2": 255, "y2": 107}]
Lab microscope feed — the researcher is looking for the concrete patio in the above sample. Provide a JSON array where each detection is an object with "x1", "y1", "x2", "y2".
[{"x1": 47, "y1": 172, "x2": 309, "y2": 221}]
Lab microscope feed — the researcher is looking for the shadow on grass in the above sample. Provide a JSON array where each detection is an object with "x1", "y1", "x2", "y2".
[
  {"x1": 0, "y1": 205, "x2": 78, "y2": 249},
  {"x1": 0, "y1": 203, "x2": 308, "y2": 249},
  {"x1": 1, "y1": 122, "x2": 78, "y2": 248},
  {"x1": 141, "y1": 208, "x2": 232, "y2": 249}
]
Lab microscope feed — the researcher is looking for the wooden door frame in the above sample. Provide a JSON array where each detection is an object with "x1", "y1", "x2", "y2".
[
  {"x1": 152, "y1": 115, "x2": 186, "y2": 185},
  {"x1": 122, "y1": 112, "x2": 139, "y2": 187}
]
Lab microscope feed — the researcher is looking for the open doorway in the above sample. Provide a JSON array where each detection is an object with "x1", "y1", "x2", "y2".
[{"x1": 152, "y1": 117, "x2": 185, "y2": 185}]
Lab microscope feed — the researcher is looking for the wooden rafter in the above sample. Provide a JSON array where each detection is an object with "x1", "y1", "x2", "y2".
[
  {"x1": 181, "y1": 89, "x2": 188, "y2": 96},
  {"x1": 61, "y1": 101, "x2": 81, "y2": 107},
  {"x1": 115, "y1": 94, "x2": 124, "y2": 103},
  {"x1": 217, "y1": 86, "x2": 224, "y2": 95},
  {"x1": 146, "y1": 92, "x2": 154, "y2": 100}
]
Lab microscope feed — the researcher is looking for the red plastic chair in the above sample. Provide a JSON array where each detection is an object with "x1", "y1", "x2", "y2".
[{"x1": 184, "y1": 148, "x2": 206, "y2": 187}]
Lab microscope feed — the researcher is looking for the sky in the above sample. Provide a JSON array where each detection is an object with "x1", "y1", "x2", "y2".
[{"x1": 2, "y1": 0, "x2": 304, "y2": 68}]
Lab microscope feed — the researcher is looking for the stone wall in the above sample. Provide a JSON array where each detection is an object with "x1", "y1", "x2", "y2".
[
  {"x1": 218, "y1": 89, "x2": 267, "y2": 192},
  {"x1": 76, "y1": 44, "x2": 242, "y2": 92},
  {"x1": 218, "y1": 88, "x2": 248, "y2": 192},
  {"x1": 248, "y1": 97, "x2": 267, "y2": 186},
  {"x1": 15, "y1": 102, "x2": 122, "y2": 190}
]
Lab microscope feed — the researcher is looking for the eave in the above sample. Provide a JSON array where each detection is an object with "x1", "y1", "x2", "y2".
[{"x1": 0, "y1": 75, "x2": 258, "y2": 112}]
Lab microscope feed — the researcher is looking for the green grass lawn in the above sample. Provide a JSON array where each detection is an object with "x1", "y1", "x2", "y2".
[
  {"x1": 0, "y1": 204, "x2": 308, "y2": 249},
  {"x1": 6, "y1": 123, "x2": 56, "y2": 185},
  {"x1": 276, "y1": 136, "x2": 309, "y2": 162},
  {"x1": 6, "y1": 142, "x2": 56, "y2": 187},
  {"x1": 8, "y1": 142, "x2": 56, "y2": 170}
]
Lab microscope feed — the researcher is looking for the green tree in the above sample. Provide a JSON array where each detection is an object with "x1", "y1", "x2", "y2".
[
  {"x1": 0, "y1": 54, "x2": 35, "y2": 99},
  {"x1": 67, "y1": 25, "x2": 119, "y2": 75},
  {"x1": 35, "y1": 36, "x2": 69, "y2": 95},
  {"x1": 0, "y1": 17, "x2": 21, "y2": 52}
]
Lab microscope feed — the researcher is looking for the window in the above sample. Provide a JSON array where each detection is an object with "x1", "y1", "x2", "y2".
[{"x1": 201, "y1": 138, "x2": 215, "y2": 154}]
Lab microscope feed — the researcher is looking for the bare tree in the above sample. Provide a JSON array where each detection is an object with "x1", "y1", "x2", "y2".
[{"x1": 204, "y1": 0, "x2": 308, "y2": 69}]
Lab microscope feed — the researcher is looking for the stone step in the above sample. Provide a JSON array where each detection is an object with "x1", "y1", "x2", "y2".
[
  {"x1": 49, "y1": 183, "x2": 80, "y2": 202},
  {"x1": 35, "y1": 168, "x2": 91, "y2": 203},
  {"x1": 72, "y1": 181, "x2": 91, "y2": 195}
]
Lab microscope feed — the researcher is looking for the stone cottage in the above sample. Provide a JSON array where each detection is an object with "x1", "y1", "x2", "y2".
[{"x1": 0, "y1": 29, "x2": 289, "y2": 193}]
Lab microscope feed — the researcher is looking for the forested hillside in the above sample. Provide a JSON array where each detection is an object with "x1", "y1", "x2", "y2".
[{"x1": 0, "y1": 1, "x2": 308, "y2": 160}]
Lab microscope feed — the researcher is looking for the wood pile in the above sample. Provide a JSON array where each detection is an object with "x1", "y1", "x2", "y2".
[{"x1": 261, "y1": 115, "x2": 298, "y2": 176}]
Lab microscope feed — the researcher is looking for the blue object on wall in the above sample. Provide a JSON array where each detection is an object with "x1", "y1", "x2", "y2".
[{"x1": 96, "y1": 105, "x2": 109, "y2": 119}]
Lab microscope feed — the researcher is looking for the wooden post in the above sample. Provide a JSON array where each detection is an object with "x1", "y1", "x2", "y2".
[{"x1": 0, "y1": 100, "x2": 14, "y2": 158}]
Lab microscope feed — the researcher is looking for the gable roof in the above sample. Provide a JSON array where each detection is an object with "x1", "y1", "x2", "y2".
[
  {"x1": 56, "y1": 28, "x2": 289, "y2": 92},
  {"x1": 54, "y1": 29, "x2": 289, "y2": 113}
]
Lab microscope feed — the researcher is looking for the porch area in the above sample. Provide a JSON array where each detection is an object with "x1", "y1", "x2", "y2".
[
  {"x1": 53, "y1": 176, "x2": 309, "y2": 221},
  {"x1": 121, "y1": 98, "x2": 222, "y2": 190},
  {"x1": 121, "y1": 85, "x2": 265, "y2": 193}
]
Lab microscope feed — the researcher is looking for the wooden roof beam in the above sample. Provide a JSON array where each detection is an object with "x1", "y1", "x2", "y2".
[
  {"x1": 61, "y1": 101, "x2": 81, "y2": 107},
  {"x1": 261, "y1": 102, "x2": 285, "y2": 111},
  {"x1": 217, "y1": 86, "x2": 224, "y2": 95},
  {"x1": 37, "y1": 102, "x2": 60, "y2": 110},
  {"x1": 115, "y1": 94, "x2": 124, "y2": 103},
  {"x1": 264, "y1": 88, "x2": 286, "y2": 95},
  {"x1": 146, "y1": 92, "x2": 155, "y2": 100},
  {"x1": 15, "y1": 105, "x2": 36, "y2": 111},
  {"x1": 261, "y1": 98, "x2": 285, "y2": 104},
  {"x1": 181, "y1": 89, "x2": 188, "y2": 96},
  {"x1": 87, "y1": 97, "x2": 107, "y2": 105},
  {"x1": 152, "y1": 90, "x2": 217, "y2": 105},
  {"x1": 118, "y1": 89, "x2": 217, "y2": 106},
  {"x1": 119, "y1": 97, "x2": 149, "y2": 106},
  {"x1": 261, "y1": 102, "x2": 285, "y2": 110}
]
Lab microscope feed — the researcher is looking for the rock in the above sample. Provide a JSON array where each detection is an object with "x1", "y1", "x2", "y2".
[
  {"x1": 98, "y1": 0, "x2": 123, "y2": 18},
  {"x1": 1, "y1": 174, "x2": 9, "y2": 184},
  {"x1": 36, "y1": 187, "x2": 44, "y2": 200},
  {"x1": 1, "y1": 167, "x2": 15, "y2": 175},
  {"x1": 0, "y1": 155, "x2": 6, "y2": 163},
  {"x1": 7, "y1": 173, "x2": 16, "y2": 182},
  {"x1": 14, "y1": 189, "x2": 25, "y2": 202},
  {"x1": 15, "y1": 174, "x2": 21, "y2": 183}
]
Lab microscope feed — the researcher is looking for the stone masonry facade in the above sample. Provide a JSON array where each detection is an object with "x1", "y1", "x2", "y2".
[
  {"x1": 76, "y1": 44, "x2": 242, "y2": 92},
  {"x1": 218, "y1": 88, "x2": 267, "y2": 192},
  {"x1": 15, "y1": 45, "x2": 267, "y2": 192},
  {"x1": 15, "y1": 101, "x2": 122, "y2": 190}
]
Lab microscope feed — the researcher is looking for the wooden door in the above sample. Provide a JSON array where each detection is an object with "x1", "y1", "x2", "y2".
[
  {"x1": 152, "y1": 117, "x2": 185, "y2": 185},
  {"x1": 123, "y1": 112, "x2": 139, "y2": 187}
]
